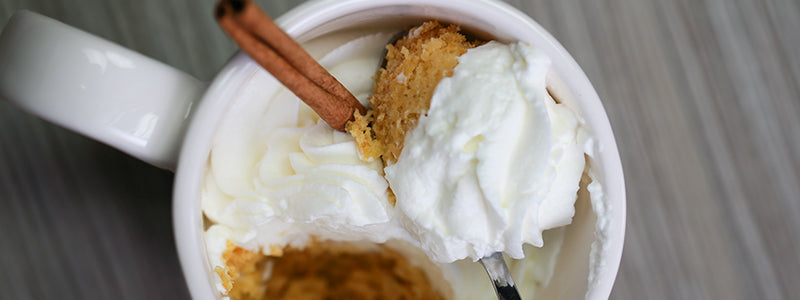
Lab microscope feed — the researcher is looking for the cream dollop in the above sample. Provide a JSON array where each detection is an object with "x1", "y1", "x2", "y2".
[{"x1": 385, "y1": 41, "x2": 587, "y2": 262}]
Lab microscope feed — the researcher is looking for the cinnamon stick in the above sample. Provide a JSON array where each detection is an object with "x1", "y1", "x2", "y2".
[{"x1": 215, "y1": 0, "x2": 365, "y2": 131}]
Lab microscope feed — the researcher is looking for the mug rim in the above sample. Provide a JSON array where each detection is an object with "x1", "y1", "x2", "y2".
[{"x1": 174, "y1": 0, "x2": 626, "y2": 299}]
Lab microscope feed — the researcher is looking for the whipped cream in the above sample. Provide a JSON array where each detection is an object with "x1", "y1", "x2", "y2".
[
  {"x1": 203, "y1": 28, "x2": 600, "y2": 299},
  {"x1": 386, "y1": 41, "x2": 587, "y2": 262}
]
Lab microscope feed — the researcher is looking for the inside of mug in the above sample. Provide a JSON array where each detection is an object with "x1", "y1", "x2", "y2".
[
  {"x1": 199, "y1": 2, "x2": 606, "y2": 299},
  {"x1": 293, "y1": 6, "x2": 509, "y2": 44}
]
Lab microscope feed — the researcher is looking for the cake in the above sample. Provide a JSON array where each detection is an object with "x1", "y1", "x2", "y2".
[
  {"x1": 347, "y1": 21, "x2": 478, "y2": 165},
  {"x1": 219, "y1": 242, "x2": 443, "y2": 300}
]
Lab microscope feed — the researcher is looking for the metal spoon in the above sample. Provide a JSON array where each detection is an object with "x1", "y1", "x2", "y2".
[{"x1": 481, "y1": 252, "x2": 522, "y2": 300}]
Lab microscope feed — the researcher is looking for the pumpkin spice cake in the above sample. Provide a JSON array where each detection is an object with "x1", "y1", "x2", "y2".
[
  {"x1": 207, "y1": 15, "x2": 596, "y2": 299},
  {"x1": 347, "y1": 21, "x2": 478, "y2": 165}
]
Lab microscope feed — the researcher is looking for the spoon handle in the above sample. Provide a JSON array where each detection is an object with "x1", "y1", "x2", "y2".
[{"x1": 480, "y1": 252, "x2": 522, "y2": 300}]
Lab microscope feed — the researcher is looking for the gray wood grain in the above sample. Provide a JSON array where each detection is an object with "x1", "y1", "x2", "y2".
[{"x1": 0, "y1": 0, "x2": 797, "y2": 299}]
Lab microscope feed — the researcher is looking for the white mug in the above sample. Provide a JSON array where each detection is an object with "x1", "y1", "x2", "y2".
[{"x1": 0, "y1": 0, "x2": 625, "y2": 299}]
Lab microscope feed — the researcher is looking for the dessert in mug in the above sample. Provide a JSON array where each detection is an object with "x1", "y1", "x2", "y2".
[{"x1": 203, "y1": 21, "x2": 605, "y2": 299}]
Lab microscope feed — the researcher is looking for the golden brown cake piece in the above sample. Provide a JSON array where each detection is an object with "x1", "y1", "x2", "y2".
[
  {"x1": 219, "y1": 241, "x2": 445, "y2": 300},
  {"x1": 216, "y1": 241, "x2": 270, "y2": 299},
  {"x1": 347, "y1": 21, "x2": 478, "y2": 164}
]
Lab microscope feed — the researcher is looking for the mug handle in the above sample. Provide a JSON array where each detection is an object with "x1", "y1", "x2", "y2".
[{"x1": 0, "y1": 11, "x2": 206, "y2": 170}]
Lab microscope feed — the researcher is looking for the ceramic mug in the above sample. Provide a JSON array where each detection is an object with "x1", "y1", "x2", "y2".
[{"x1": 0, "y1": 0, "x2": 625, "y2": 299}]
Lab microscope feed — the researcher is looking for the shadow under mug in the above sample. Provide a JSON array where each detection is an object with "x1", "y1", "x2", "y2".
[{"x1": 0, "y1": 0, "x2": 625, "y2": 299}]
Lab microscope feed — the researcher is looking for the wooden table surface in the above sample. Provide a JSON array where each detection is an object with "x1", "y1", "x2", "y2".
[{"x1": 1, "y1": 0, "x2": 798, "y2": 299}]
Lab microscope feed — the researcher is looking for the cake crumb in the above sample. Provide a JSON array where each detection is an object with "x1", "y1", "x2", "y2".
[{"x1": 219, "y1": 241, "x2": 268, "y2": 299}]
